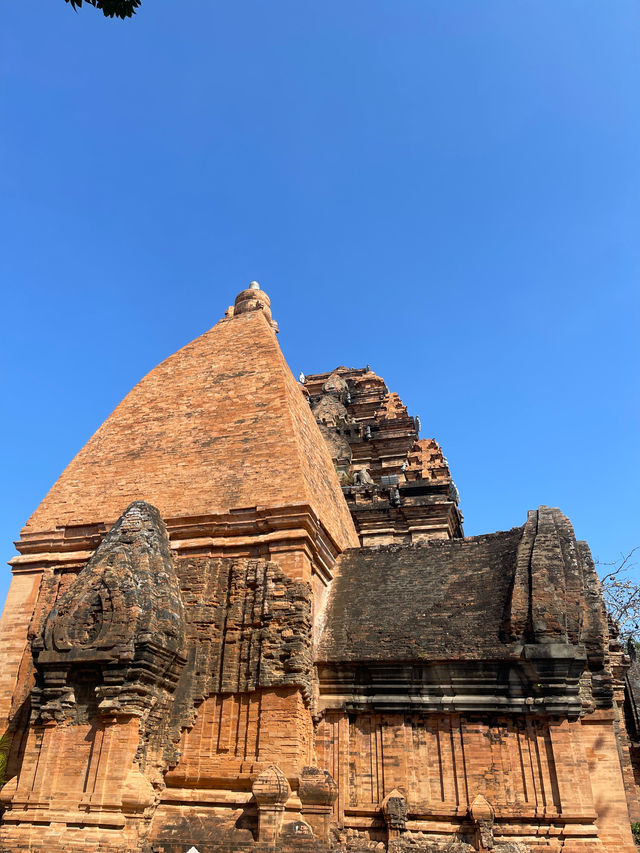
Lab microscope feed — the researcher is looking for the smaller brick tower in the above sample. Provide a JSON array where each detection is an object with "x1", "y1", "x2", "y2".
[{"x1": 304, "y1": 367, "x2": 463, "y2": 544}]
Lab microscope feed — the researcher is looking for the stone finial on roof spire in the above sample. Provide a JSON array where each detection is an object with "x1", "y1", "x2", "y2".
[{"x1": 231, "y1": 281, "x2": 279, "y2": 332}]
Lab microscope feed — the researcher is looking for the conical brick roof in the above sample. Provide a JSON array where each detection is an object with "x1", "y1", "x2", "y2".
[{"x1": 25, "y1": 299, "x2": 358, "y2": 552}]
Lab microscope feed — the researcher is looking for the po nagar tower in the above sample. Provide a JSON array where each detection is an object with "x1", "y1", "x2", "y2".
[{"x1": 0, "y1": 283, "x2": 637, "y2": 853}]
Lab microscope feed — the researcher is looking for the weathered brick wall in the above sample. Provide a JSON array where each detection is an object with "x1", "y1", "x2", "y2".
[
  {"x1": 172, "y1": 556, "x2": 313, "y2": 706},
  {"x1": 2, "y1": 503, "x2": 635, "y2": 853},
  {"x1": 607, "y1": 625, "x2": 640, "y2": 822},
  {"x1": 166, "y1": 554, "x2": 315, "y2": 782},
  {"x1": 0, "y1": 505, "x2": 318, "y2": 853},
  {"x1": 314, "y1": 507, "x2": 636, "y2": 852},
  {"x1": 0, "y1": 572, "x2": 41, "y2": 729},
  {"x1": 315, "y1": 710, "x2": 636, "y2": 852},
  {"x1": 318, "y1": 529, "x2": 522, "y2": 664}
]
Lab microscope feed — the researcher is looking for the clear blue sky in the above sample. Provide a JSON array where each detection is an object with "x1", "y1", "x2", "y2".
[{"x1": 1, "y1": 1, "x2": 639, "y2": 606}]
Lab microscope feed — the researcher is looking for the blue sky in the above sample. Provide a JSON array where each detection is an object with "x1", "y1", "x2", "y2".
[{"x1": 1, "y1": 1, "x2": 639, "y2": 605}]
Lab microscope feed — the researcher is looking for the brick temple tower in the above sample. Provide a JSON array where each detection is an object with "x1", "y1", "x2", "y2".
[{"x1": 0, "y1": 284, "x2": 636, "y2": 852}]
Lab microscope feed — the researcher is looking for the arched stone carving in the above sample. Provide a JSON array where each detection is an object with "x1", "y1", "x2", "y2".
[{"x1": 32, "y1": 501, "x2": 186, "y2": 727}]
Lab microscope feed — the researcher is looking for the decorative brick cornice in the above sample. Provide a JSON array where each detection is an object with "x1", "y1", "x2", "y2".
[{"x1": 11, "y1": 502, "x2": 342, "y2": 584}]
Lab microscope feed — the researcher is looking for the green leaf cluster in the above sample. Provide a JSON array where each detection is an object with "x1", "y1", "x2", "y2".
[{"x1": 65, "y1": 0, "x2": 141, "y2": 19}]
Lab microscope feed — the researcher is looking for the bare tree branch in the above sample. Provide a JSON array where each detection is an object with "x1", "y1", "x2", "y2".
[{"x1": 597, "y1": 547, "x2": 640, "y2": 639}]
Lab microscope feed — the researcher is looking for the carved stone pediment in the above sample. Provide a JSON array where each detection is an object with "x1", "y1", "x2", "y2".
[
  {"x1": 45, "y1": 558, "x2": 132, "y2": 656},
  {"x1": 31, "y1": 501, "x2": 186, "y2": 724}
]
